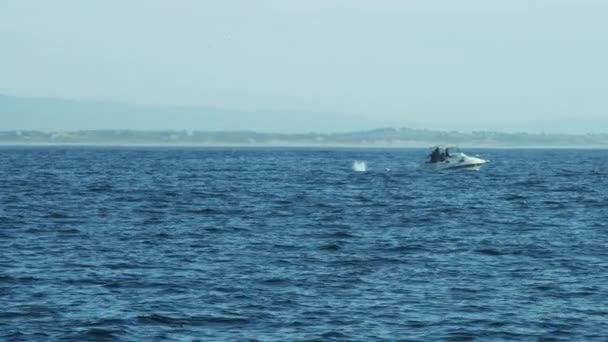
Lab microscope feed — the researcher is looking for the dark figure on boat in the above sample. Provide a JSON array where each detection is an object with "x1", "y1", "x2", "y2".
[
  {"x1": 430, "y1": 147, "x2": 441, "y2": 163},
  {"x1": 431, "y1": 147, "x2": 450, "y2": 163}
]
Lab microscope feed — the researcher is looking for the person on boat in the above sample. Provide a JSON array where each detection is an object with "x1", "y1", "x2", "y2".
[
  {"x1": 430, "y1": 147, "x2": 441, "y2": 163},
  {"x1": 445, "y1": 148, "x2": 450, "y2": 158}
]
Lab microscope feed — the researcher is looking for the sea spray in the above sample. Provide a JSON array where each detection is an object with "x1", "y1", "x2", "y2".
[{"x1": 353, "y1": 161, "x2": 367, "y2": 172}]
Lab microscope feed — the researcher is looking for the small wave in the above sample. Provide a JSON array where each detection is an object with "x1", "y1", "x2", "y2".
[
  {"x1": 0, "y1": 311, "x2": 36, "y2": 319},
  {"x1": 64, "y1": 278, "x2": 109, "y2": 286},
  {"x1": 319, "y1": 243, "x2": 341, "y2": 251},
  {"x1": 87, "y1": 184, "x2": 113, "y2": 193},
  {"x1": 104, "y1": 262, "x2": 137, "y2": 270},
  {"x1": 185, "y1": 208, "x2": 222, "y2": 215},
  {"x1": 47, "y1": 212, "x2": 70, "y2": 219},
  {"x1": 115, "y1": 195, "x2": 143, "y2": 203},
  {"x1": 260, "y1": 277, "x2": 291, "y2": 286},
  {"x1": 314, "y1": 202, "x2": 339, "y2": 209},
  {"x1": 542, "y1": 200, "x2": 568, "y2": 209},
  {"x1": 503, "y1": 194, "x2": 527, "y2": 201},
  {"x1": 4, "y1": 305, "x2": 57, "y2": 319},
  {"x1": 534, "y1": 284, "x2": 558, "y2": 292},
  {"x1": 354, "y1": 194, "x2": 372, "y2": 203},
  {"x1": 319, "y1": 331, "x2": 349, "y2": 340},
  {"x1": 137, "y1": 314, "x2": 249, "y2": 326},
  {"x1": 272, "y1": 243, "x2": 300, "y2": 250},
  {"x1": 476, "y1": 248, "x2": 502, "y2": 256},
  {"x1": 0, "y1": 275, "x2": 14, "y2": 283},
  {"x1": 211, "y1": 286, "x2": 241, "y2": 293},
  {"x1": 273, "y1": 199, "x2": 293, "y2": 206},
  {"x1": 514, "y1": 179, "x2": 545, "y2": 187},
  {"x1": 58, "y1": 227, "x2": 81, "y2": 235},
  {"x1": 327, "y1": 231, "x2": 356, "y2": 239},
  {"x1": 0, "y1": 216, "x2": 22, "y2": 225},
  {"x1": 388, "y1": 244, "x2": 427, "y2": 254},
  {"x1": 0, "y1": 275, "x2": 39, "y2": 284},
  {"x1": 82, "y1": 328, "x2": 122, "y2": 340},
  {"x1": 155, "y1": 232, "x2": 171, "y2": 239},
  {"x1": 443, "y1": 330, "x2": 477, "y2": 341},
  {"x1": 512, "y1": 244, "x2": 554, "y2": 259},
  {"x1": 580, "y1": 199, "x2": 608, "y2": 209},
  {"x1": 2, "y1": 332, "x2": 51, "y2": 340}
]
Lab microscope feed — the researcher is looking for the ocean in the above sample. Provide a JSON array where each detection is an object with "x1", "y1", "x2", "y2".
[{"x1": 1, "y1": 146, "x2": 607, "y2": 341}]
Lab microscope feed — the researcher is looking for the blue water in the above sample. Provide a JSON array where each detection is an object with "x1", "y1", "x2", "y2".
[{"x1": 1, "y1": 147, "x2": 607, "y2": 341}]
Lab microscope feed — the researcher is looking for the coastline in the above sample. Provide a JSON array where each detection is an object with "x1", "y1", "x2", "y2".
[{"x1": 1, "y1": 141, "x2": 607, "y2": 149}]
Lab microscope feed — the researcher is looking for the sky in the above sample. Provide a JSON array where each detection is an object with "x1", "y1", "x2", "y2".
[{"x1": 1, "y1": 0, "x2": 607, "y2": 132}]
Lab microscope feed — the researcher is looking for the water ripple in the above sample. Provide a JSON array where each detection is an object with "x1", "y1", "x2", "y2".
[{"x1": 1, "y1": 147, "x2": 607, "y2": 341}]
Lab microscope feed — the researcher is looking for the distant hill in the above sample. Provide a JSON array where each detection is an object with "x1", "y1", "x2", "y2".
[
  {"x1": 2, "y1": 95, "x2": 607, "y2": 146},
  {"x1": 0, "y1": 94, "x2": 387, "y2": 133},
  {"x1": 1, "y1": 128, "x2": 607, "y2": 147}
]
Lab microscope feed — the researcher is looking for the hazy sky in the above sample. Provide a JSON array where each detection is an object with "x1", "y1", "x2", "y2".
[{"x1": 1, "y1": 0, "x2": 607, "y2": 130}]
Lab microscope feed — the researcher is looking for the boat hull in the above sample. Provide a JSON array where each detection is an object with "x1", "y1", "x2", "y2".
[{"x1": 427, "y1": 153, "x2": 487, "y2": 170}]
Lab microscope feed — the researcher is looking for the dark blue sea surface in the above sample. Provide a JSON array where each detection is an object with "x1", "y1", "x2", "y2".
[{"x1": 1, "y1": 147, "x2": 607, "y2": 341}]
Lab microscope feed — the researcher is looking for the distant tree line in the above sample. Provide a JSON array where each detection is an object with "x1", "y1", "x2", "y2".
[{"x1": 0, "y1": 129, "x2": 607, "y2": 147}]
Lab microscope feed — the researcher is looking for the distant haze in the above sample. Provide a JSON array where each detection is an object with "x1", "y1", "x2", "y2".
[
  {"x1": 0, "y1": 95, "x2": 386, "y2": 133},
  {"x1": 1, "y1": 1, "x2": 607, "y2": 133}
]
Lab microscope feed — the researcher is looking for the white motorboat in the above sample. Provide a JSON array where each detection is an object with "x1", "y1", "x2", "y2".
[{"x1": 426, "y1": 146, "x2": 487, "y2": 170}]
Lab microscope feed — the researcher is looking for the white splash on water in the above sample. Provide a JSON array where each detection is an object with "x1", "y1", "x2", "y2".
[{"x1": 352, "y1": 160, "x2": 367, "y2": 172}]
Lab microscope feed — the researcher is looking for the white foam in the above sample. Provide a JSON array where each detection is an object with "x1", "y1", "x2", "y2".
[{"x1": 352, "y1": 161, "x2": 367, "y2": 172}]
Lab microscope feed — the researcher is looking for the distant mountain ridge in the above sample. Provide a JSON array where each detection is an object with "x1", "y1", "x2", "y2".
[
  {"x1": 2, "y1": 95, "x2": 608, "y2": 146},
  {"x1": 0, "y1": 94, "x2": 387, "y2": 133}
]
